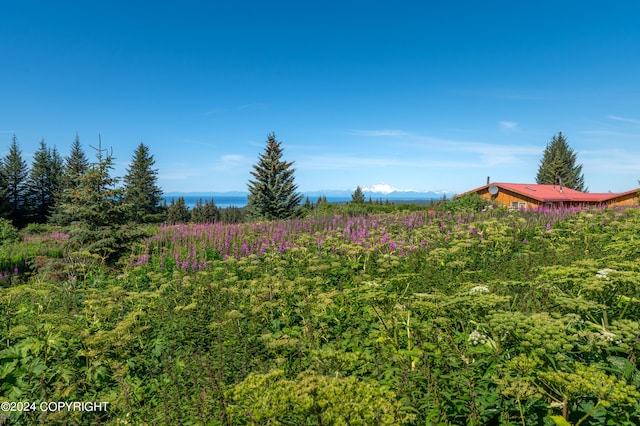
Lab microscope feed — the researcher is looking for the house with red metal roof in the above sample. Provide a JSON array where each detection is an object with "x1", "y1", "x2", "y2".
[{"x1": 456, "y1": 182, "x2": 639, "y2": 209}]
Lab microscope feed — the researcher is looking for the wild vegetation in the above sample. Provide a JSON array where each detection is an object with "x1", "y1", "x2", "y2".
[
  {"x1": 3, "y1": 201, "x2": 640, "y2": 425},
  {"x1": 3, "y1": 132, "x2": 640, "y2": 424}
]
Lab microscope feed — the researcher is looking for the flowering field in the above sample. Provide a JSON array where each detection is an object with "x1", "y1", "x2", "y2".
[
  {"x1": 4, "y1": 206, "x2": 640, "y2": 424},
  {"x1": 131, "y1": 206, "x2": 587, "y2": 272}
]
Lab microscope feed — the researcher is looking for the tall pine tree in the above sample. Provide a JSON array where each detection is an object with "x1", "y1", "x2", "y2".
[
  {"x1": 247, "y1": 133, "x2": 303, "y2": 220},
  {"x1": 27, "y1": 139, "x2": 63, "y2": 223},
  {"x1": 536, "y1": 132, "x2": 586, "y2": 192},
  {"x1": 166, "y1": 197, "x2": 190, "y2": 224},
  {"x1": 1, "y1": 135, "x2": 29, "y2": 226},
  {"x1": 351, "y1": 186, "x2": 365, "y2": 204},
  {"x1": 0, "y1": 151, "x2": 7, "y2": 216},
  {"x1": 54, "y1": 137, "x2": 135, "y2": 263},
  {"x1": 123, "y1": 142, "x2": 163, "y2": 223},
  {"x1": 51, "y1": 134, "x2": 90, "y2": 225},
  {"x1": 62, "y1": 133, "x2": 89, "y2": 190}
]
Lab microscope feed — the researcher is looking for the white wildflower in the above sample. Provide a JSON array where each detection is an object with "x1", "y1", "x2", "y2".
[
  {"x1": 596, "y1": 268, "x2": 614, "y2": 280},
  {"x1": 468, "y1": 330, "x2": 487, "y2": 346},
  {"x1": 469, "y1": 285, "x2": 490, "y2": 294},
  {"x1": 598, "y1": 330, "x2": 621, "y2": 344}
]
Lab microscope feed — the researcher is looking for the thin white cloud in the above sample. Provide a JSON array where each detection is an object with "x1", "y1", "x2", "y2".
[
  {"x1": 607, "y1": 115, "x2": 640, "y2": 125},
  {"x1": 297, "y1": 154, "x2": 493, "y2": 171},
  {"x1": 580, "y1": 130, "x2": 640, "y2": 138},
  {"x1": 204, "y1": 108, "x2": 226, "y2": 116},
  {"x1": 499, "y1": 121, "x2": 518, "y2": 132},
  {"x1": 221, "y1": 154, "x2": 245, "y2": 162},
  {"x1": 160, "y1": 169, "x2": 204, "y2": 180},
  {"x1": 236, "y1": 103, "x2": 267, "y2": 111},
  {"x1": 348, "y1": 129, "x2": 410, "y2": 137},
  {"x1": 213, "y1": 154, "x2": 251, "y2": 171},
  {"x1": 581, "y1": 149, "x2": 640, "y2": 172},
  {"x1": 405, "y1": 135, "x2": 541, "y2": 157}
]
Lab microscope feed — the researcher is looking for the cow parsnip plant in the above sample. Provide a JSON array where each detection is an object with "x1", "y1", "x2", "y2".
[{"x1": 3, "y1": 206, "x2": 640, "y2": 425}]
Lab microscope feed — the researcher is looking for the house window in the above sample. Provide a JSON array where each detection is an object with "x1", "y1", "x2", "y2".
[
  {"x1": 510, "y1": 201, "x2": 526, "y2": 209},
  {"x1": 545, "y1": 203, "x2": 553, "y2": 209}
]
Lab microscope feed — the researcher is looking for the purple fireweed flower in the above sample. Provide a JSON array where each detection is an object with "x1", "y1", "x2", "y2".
[
  {"x1": 51, "y1": 232, "x2": 70, "y2": 240},
  {"x1": 13, "y1": 265, "x2": 18, "y2": 274},
  {"x1": 546, "y1": 223, "x2": 552, "y2": 232}
]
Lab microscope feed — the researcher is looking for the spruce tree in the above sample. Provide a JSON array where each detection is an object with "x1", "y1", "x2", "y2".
[
  {"x1": 536, "y1": 132, "x2": 586, "y2": 191},
  {"x1": 0, "y1": 154, "x2": 7, "y2": 216},
  {"x1": 27, "y1": 139, "x2": 63, "y2": 223},
  {"x1": 166, "y1": 197, "x2": 190, "y2": 224},
  {"x1": 123, "y1": 142, "x2": 163, "y2": 223},
  {"x1": 54, "y1": 138, "x2": 135, "y2": 263},
  {"x1": 51, "y1": 134, "x2": 89, "y2": 225},
  {"x1": 191, "y1": 198, "x2": 219, "y2": 223},
  {"x1": 2, "y1": 135, "x2": 29, "y2": 226},
  {"x1": 247, "y1": 133, "x2": 303, "y2": 220},
  {"x1": 351, "y1": 186, "x2": 365, "y2": 204},
  {"x1": 63, "y1": 133, "x2": 89, "y2": 190}
]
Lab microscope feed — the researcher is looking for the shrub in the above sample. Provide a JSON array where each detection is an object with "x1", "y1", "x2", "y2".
[
  {"x1": 437, "y1": 192, "x2": 498, "y2": 213},
  {"x1": 0, "y1": 218, "x2": 20, "y2": 244}
]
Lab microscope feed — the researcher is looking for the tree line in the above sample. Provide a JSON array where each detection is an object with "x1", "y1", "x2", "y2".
[
  {"x1": 1, "y1": 130, "x2": 590, "y2": 232},
  {"x1": 0, "y1": 134, "x2": 163, "y2": 228}
]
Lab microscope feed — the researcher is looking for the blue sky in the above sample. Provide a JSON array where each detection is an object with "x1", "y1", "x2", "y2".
[{"x1": 2, "y1": 1, "x2": 640, "y2": 194}]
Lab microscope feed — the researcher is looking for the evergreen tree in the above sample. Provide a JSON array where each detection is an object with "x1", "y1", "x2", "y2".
[
  {"x1": 27, "y1": 139, "x2": 63, "y2": 223},
  {"x1": 351, "y1": 186, "x2": 365, "y2": 204},
  {"x1": 51, "y1": 134, "x2": 89, "y2": 225},
  {"x1": 247, "y1": 133, "x2": 303, "y2": 220},
  {"x1": 303, "y1": 196, "x2": 312, "y2": 210},
  {"x1": 203, "y1": 200, "x2": 219, "y2": 222},
  {"x1": 1, "y1": 135, "x2": 29, "y2": 226},
  {"x1": 0, "y1": 154, "x2": 7, "y2": 216},
  {"x1": 191, "y1": 198, "x2": 206, "y2": 223},
  {"x1": 54, "y1": 138, "x2": 133, "y2": 263},
  {"x1": 62, "y1": 133, "x2": 89, "y2": 190},
  {"x1": 536, "y1": 132, "x2": 586, "y2": 191},
  {"x1": 219, "y1": 206, "x2": 245, "y2": 223},
  {"x1": 123, "y1": 142, "x2": 163, "y2": 223},
  {"x1": 191, "y1": 198, "x2": 219, "y2": 223},
  {"x1": 166, "y1": 197, "x2": 190, "y2": 224}
]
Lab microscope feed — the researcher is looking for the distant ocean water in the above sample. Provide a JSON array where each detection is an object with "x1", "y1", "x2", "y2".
[
  {"x1": 162, "y1": 195, "x2": 353, "y2": 209},
  {"x1": 163, "y1": 195, "x2": 249, "y2": 209},
  {"x1": 163, "y1": 195, "x2": 435, "y2": 209}
]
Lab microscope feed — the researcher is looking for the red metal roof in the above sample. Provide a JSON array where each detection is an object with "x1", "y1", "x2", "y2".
[{"x1": 458, "y1": 182, "x2": 625, "y2": 203}]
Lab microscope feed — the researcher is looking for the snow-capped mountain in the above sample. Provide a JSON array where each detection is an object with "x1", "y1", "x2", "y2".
[
  {"x1": 303, "y1": 183, "x2": 450, "y2": 200},
  {"x1": 360, "y1": 183, "x2": 410, "y2": 194}
]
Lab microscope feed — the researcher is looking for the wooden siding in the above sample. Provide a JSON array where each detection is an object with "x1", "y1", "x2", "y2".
[
  {"x1": 478, "y1": 187, "x2": 540, "y2": 208},
  {"x1": 467, "y1": 183, "x2": 640, "y2": 209},
  {"x1": 610, "y1": 191, "x2": 639, "y2": 207}
]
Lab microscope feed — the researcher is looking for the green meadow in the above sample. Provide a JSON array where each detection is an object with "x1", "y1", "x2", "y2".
[{"x1": 3, "y1": 204, "x2": 640, "y2": 425}]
